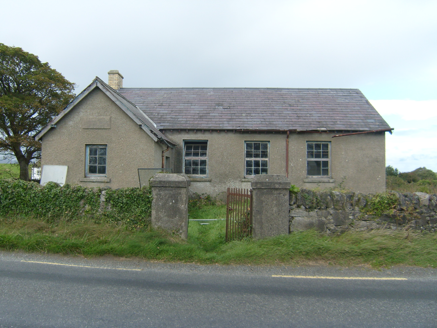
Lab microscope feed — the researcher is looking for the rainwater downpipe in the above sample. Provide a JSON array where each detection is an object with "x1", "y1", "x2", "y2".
[
  {"x1": 286, "y1": 130, "x2": 289, "y2": 178},
  {"x1": 162, "y1": 146, "x2": 170, "y2": 170}
]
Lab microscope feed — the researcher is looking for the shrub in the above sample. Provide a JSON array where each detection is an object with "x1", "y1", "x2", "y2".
[
  {"x1": 0, "y1": 180, "x2": 152, "y2": 229},
  {"x1": 362, "y1": 192, "x2": 398, "y2": 217}
]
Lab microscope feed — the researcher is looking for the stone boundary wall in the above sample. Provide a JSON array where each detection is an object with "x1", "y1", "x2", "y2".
[{"x1": 289, "y1": 189, "x2": 437, "y2": 234}]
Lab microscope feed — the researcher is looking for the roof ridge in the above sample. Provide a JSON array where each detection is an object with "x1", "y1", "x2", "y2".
[{"x1": 119, "y1": 87, "x2": 361, "y2": 91}]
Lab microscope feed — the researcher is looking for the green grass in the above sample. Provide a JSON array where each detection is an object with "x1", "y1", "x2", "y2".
[
  {"x1": 1, "y1": 205, "x2": 437, "y2": 268},
  {"x1": 0, "y1": 163, "x2": 21, "y2": 179}
]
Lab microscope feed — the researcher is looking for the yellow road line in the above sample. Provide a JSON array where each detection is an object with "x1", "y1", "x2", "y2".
[
  {"x1": 21, "y1": 260, "x2": 142, "y2": 271},
  {"x1": 272, "y1": 275, "x2": 407, "y2": 281}
]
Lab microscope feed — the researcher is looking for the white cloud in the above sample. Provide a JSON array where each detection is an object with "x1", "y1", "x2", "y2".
[{"x1": 370, "y1": 100, "x2": 437, "y2": 121}]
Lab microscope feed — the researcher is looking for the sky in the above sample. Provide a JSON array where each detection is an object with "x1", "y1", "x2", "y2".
[{"x1": 1, "y1": 0, "x2": 436, "y2": 172}]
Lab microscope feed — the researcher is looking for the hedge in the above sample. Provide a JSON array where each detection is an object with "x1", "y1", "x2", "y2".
[{"x1": 0, "y1": 180, "x2": 152, "y2": 229}]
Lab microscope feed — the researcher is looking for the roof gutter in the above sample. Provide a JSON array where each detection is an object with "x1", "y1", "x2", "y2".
[{"x1": 332, "y1": 128, "x2": 394, "y2": 138}]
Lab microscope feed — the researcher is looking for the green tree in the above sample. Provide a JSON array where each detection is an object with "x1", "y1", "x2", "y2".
[
  {"x1": 386, "y1": 165, "x2": 399, "y2": 177},
  {"x1": 0, "y1": 44, "x2": 74, "y2": 181}
]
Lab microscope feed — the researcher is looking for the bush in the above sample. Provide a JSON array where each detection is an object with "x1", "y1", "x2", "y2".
[{"x1": 0, "y1": 180, "x2": 152, "y2": 229}]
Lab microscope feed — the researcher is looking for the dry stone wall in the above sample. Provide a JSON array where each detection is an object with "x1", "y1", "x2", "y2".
[{"x1": 289, "y1": 189, "x2": 437, "y2": 234}]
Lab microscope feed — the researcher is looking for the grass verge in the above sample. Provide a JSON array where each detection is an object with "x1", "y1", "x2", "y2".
[{"x1": 1, "y1": 205, "x2": 437, "y2": 268}]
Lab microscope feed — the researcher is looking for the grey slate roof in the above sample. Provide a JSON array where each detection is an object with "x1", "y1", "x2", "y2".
[
  {"x1": 36, "y1": 78, "x2": 175, "y2": 146},
  {"x1": 118, "y1": 88, "x2": 391, "y2": 132}
]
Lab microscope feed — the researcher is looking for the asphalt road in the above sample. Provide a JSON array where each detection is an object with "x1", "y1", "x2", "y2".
[{"x1": 0, "y1": 251, "x2": 436, "y2": 328}]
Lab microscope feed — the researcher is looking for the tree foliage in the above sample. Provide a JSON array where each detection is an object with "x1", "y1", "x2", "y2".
[
  {"x1": 0, "y1": 44, "x2": 75, "y2": 180},
  {"x1": 385, "y1": 165, "x2": 399, "y2": 177}
]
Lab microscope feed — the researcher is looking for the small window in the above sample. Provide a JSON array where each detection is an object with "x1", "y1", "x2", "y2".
[
  {"x1": 184, "y1": 141, "x2": 207, "y2": 175},
  {"x1": 245, "y1": 141, "x2": 269, "y2": 177},
  {"x1": 306, "y1": 142, "x2": 330, "y2": 176},
  {"x1": 86, "y1": 145, "x2": 107, "y2": 176}
]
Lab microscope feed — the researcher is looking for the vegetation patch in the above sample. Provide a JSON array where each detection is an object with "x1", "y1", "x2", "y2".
[
  {"x1": 386, "y1": 166, "x2": 437, "y2": 194},
  {"x1": 362, "y1": 192, "x2": 398, "y2": 217},
  {"x1": 1, "y1": 202, "x2": 437, "y2": 268},
  {"x1": 0, "y1": 179, "x2": 152, "y2": 229}
]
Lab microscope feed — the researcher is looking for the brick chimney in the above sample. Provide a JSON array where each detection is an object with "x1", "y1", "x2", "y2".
[{"x1": 108, "y1": 70, "x2": 124, "y2": 90}]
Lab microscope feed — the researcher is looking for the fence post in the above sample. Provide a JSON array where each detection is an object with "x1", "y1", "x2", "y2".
[
  {"x1": 150, "y1": 174, "x2": 190, "y2": 239},
  {"x1": 251, "y1": 175, "x2": 290, "y2": 239}
]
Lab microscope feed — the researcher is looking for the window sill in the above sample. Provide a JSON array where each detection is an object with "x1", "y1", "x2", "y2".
[
  {"x1": 80, "y1": 177, "x2": 111, "y2": 183},
  {"x1": 304, "y1": 178, "x2": 335, "y2": 183},
  {"x1": 189, "y1": 177, "x2": 212, "y2": 183}
]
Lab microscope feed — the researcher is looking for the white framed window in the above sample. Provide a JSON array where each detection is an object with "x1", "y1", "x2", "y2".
[
  {"x1": 306, "y1": 142, "x2": 330, "y2": 176},
  {"x1": 86, "y1": 145, "x2": 107, "y2": 176},
  {"x1": 245, "y1": 141, "x2": 269, "y2": 177},
  {"x1": 184, "y1": 141, "x2": 207, "y2": 175}
]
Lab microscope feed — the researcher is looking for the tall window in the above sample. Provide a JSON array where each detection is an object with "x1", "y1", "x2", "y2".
[
  {"x1": 306, "y1": 142, "x2": 330, "y2": 176},
  {"x1": 86, "y1": 145, "x2": 107, "y2": 176},
  {"x1": 184, "y1": 141, "x2": 207, "y2": 175},
  {"x1": 245, "y1": 141, "x2": 269, "y2": 176}
]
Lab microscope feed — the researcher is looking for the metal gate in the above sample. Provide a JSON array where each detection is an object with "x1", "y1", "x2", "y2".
[{"x1": 226, "y1": 188, "x2": 253, "y2": 241}]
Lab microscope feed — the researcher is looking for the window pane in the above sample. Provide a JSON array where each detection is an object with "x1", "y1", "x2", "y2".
[
  {"x1": 245, "y1": 142, "x2": 269, "y2": 176},
  {"x1": 307, "y1": 161, "x2": 321, "y2": 175},
  {"x1": 306, "y1": 142, "x2": 330, "y2": 177},
  {"x1": 184, "y1": 142, "x2": 208, "y2": 175},
  {"x1": 87, "y1": 145, "x2": 107, "y2": 176}
]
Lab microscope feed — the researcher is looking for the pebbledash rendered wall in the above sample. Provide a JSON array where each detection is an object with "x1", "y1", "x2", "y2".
[
  {"x1": 40, "y1": 89, "x2": 170, "y2": 189},
  {"x1": 164, "y1": 131, "x2": 387, "y2": 198},
  {"x1": 289, "y1": 189, "x2": 437, "y2": 234}
]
